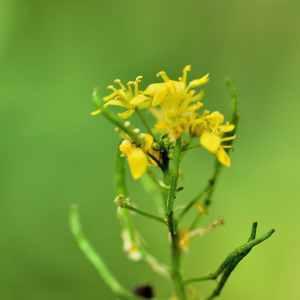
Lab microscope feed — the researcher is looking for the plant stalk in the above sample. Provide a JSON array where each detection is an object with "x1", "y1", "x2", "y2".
[{"x1": 164, "y1": 139, "x2": 187, "y2": 300}]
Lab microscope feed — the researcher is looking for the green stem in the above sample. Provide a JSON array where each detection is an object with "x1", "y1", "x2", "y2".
[
  {"x1": 177, "y1": 184, "x2": 210, "y2": 223},
  {"x1": 135, "y1": 109, "x2": 154, "y2": 136},
  {"x1": 165, "y1": 140, "x2": 182, "y2": 215},
  {"x1": 184, "y1": 222, "x2": 275, "y2": 300},
  {"x1": 189, "y1": 161, "x2": 222, "y2": 230},
  {"x1": 102, "y1": 109, "x2": 141, "y2": 146},
  {"x1": 164, "y1": 139, "x2": 187, "y2": 300},
  {"x1": 70, "y1": 205, "x2": 134, "y2": 299},
  {"x1": 184, "y1": 274, "x2": 216, "y2": 285},
  {"x1": 116, "y1": 149, "x2": 169, "y2": 279},
  {"x1": 121, "y1": 203, "x2": 167, "y2": 225}
]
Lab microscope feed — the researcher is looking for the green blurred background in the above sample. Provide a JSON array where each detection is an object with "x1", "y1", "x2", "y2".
[{"x1": 1, "y1": 0, "x2": 299, "y2": 299}]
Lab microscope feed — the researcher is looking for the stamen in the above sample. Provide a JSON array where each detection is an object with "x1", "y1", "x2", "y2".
[
  {"x1": 157, "y1": 71, "x2": 170, "y2": 82},
  {"x1": 107, "y1": 85, "x2": 116, "y2": 92},
  {"x1": 127, "y1": 81, "x2": 138, "y2": 95},
  {"x1": 114, "y1": 79, "x2": 126, "y2": 90},
  {"x1": 135, "y1": 75, "x2": 143, "y2": 82},
  {"x1": 182, "y1": 65, "x2": 192, "y2": 85},
  {"x1": 127, "y1": 81, "x2": 134, "y2": 96},
  {"x1": 221, "y1": 135, "x2": 236, "y2": 142}
]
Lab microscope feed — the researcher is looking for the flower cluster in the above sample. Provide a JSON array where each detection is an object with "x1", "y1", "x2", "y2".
[{"x1": 92, "y1": 65, "x2": 236, "y2": 179}]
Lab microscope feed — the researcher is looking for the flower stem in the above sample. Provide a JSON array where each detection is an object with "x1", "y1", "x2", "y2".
[
  {"x1": 164, "y1": 139, "x2": 187, "y2": 300},
  {"x1": 70, "y1": 205, "x2": 134, "y2": 299},
  {"x1": 101, "y1": 109, "x2": 142, "y2": 146},
  {"x1": 121, "y1": 203, "x2": 167, "y2": 225},
  {"x1": 135, "y1": 108, "x2": 154, "y2": 136}
]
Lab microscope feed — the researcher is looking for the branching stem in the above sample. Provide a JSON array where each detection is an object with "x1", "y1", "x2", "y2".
[
  {"x1": 121, "y1": 203, "x2": 167, "y2": 225},
  {"x1": 135, "y1": 108, "x2": 154, "y2": 136},
  {"x1": 184, "y1": 222, "x2": 275, "y2": 300},
  {"x1": 163, "y1": 139, "x2": 187, "y2": 300}
]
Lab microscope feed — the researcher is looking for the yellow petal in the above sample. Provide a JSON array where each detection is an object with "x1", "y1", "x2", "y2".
[
  {"x1": 127, "y1": 148, "x2": 148, "y2": 180},
  {"x1": 144, "y1": 83, "x2": 165, "y2": 96},
  {"x1": 130, "y1": 94, "x2": 149, "y2": 107},
  {"x1": 103, "y1": 99, "x2": 126, "y2": 108},
  {"x1": 188, "y1": 74, "x2": 209, "y2": 89},
  {"x1": 119, "y1": 140, "x2": 133, "y2": 156},
  {"x1": 144, "y1": 83, "x2": 168, "y2": 106},
  {"x1": 216, "y1": 147, "x2": 231, "y2": 167},
  {"x1": 200, "y1": 131, "x2": 221, "y2": 153},
  {"x1": 208, "y1": 111, "x2": 224, "y2": 124},
  {"x1": 188, "y1": 101, "x2": 204, "y2": 112},
  {"x1": 220, "y1": 123, "x2": 235, "y2": 132},
  {"x1": 118, "y1": 109, "x2": 134, "y2": 119},
  {"x1": 141, "y1": 133, "x2": 154, "y2": 152},
  {"x1": 153, "y1": 86, "x2": 168, "y2": 106}
]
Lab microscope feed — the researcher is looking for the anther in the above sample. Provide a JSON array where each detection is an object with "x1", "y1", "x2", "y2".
[
  {"x1": 107, "y1": 85, "x2": 116, "y2": 91},
  {"x1": 114, "y1": 79, "x2": 126, "y2": 89},
  {"x1": 156, "y1": 71, "x2": 170, "y2": 82}
]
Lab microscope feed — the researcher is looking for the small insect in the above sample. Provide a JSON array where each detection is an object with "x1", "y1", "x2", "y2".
[{"x1": 133, "y1": 284, "x2": 155, "y2": 299}]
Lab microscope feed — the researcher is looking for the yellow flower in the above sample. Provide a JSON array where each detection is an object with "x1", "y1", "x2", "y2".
[
  {"x1": 119, "y1": 133, "x2": 159, "y2": 180},
  {"x1": 196, "y1": 112, "x2": 235, "y2": 167},
  {"x1": 144, "y1": 65, "x2": 208, "y2": 140},
  {"x1": 103, "y1": 76, "x2": 150, "y2": 119},
  {"x1": 120, "y1": 140, "x2": 148, "y2": 179}
]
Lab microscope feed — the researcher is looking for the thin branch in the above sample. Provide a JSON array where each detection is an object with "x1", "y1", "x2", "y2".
[
  {"x1": 177, "y1": 182, "x2": 210, "y2": 223},
  {"x1": 143, "y1": 252, "x2": 170, "y2": 279},
  {"x1": 91, "y1": 90, "x2": 142, "y2": 146},
  {"x1": 183, "y1": 274, "x2": 216, "y2": 285},
  {"x1": 121, "y1": 203, "x2": 167, "y2": 225},
  {"x1": 186, "y1": 80, "x2": 240, "y2": 229},
  {"x1": 135, "y1": 108, "x2": 154, "y2": 136},
  {"x1": 188, "y1": 161, "x2": 222, "y2": 230},
  {"x1": 184, "y1": 222, "x2": 275, "y2": 300},
  {"x1": 69, "y1": 205, "x2": 134, "y2": 299},
  {"x1": 146, "y1": 169, "x2": 168, "y2": 192},
  {"x1": 115, "y1": 150, "x2": 169, "y2": 280}
]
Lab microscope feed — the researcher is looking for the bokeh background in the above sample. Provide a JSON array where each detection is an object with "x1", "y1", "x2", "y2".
[{"x1": 1, "y1": 0, "x2": 299, "y2": 299}]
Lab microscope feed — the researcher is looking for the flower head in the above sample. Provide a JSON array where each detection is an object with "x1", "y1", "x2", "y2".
[
  {"x1": 93, "y1": 65, "x2": 236, "y2": 169},
  {"x1": 192, "y1": 111, "x2": 235, "y2": 166},
  {"x1": 119, "y1": 133, "x2": 160, "y2": 180},
  {"x1": 103, "y1": 76, "x2": 150, "y2": 119},
  {"x1": 144, "y1": 65, "x2": 208, "y2": 140}
]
